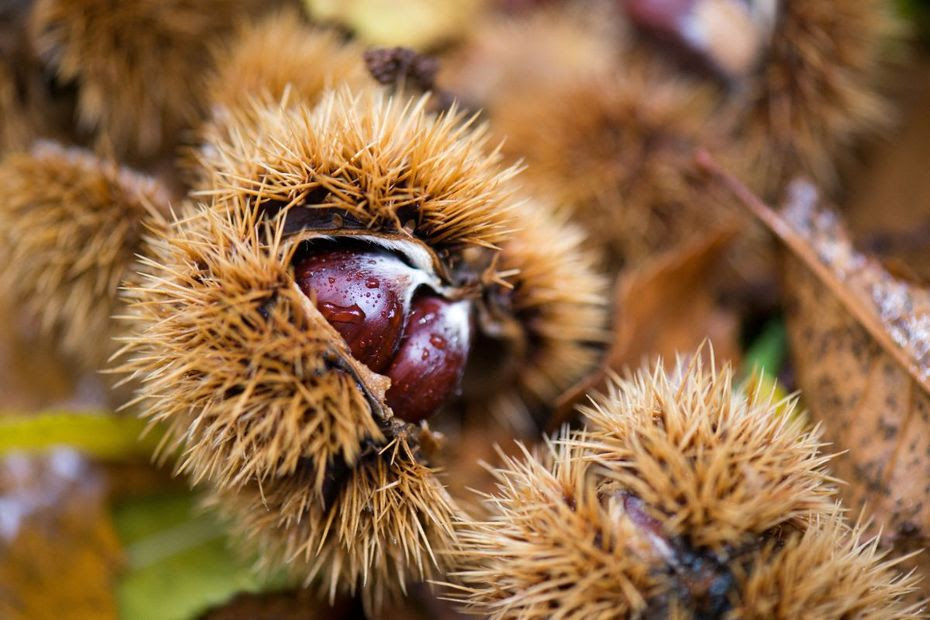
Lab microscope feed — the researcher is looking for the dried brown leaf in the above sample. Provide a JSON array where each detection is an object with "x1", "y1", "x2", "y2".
[
  {"x1": 603, "y1": 225, "x2": 742, "y2": 371},
  {"x1": 550, "y1": 222, "x2": 741, "y2": 430},
  {"x1": 700, "y1": 152, "x2": 930, "y2": 587},
  {"x1": 0, "y1": 450, "x2": 121, "y2": 619}
]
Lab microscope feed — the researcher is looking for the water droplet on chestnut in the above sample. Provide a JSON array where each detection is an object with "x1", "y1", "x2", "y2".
[
  {"x1": 295, "y1": 247, "x2": 426, "y2": 373},
  {"x1": 295, "y1": 245, "x2": 472, "y2": 423},
  {"x1": 386, "y1": 295, "x2": 471, "y2": 424},
  {"x1": 318, "y1": 301, "x2": 366, "y2": 325}
]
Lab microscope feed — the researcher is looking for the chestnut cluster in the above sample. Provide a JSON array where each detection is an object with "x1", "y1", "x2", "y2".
[{"x1": 103, "y1": 85, "x2": 606, "y2": 609}]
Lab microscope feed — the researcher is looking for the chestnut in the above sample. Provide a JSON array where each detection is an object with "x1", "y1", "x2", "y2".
[
  {"x1": 116, "y1": 89, "x2": 607, "y2": 606},
  {"x1": 295, "y1": 245, "x2": 471, "y2": 423},
  {"x1": 448, "y1": 351, "x2": 921, "y2": 617},
  {"x1": 294, "y1": 246, "x2": 429, "y2": 373},
  {"x1": 385, "y1": 295, "x2": 471, "y2": 424},
  {"x1": 622, "y1": 0, "x2": 778, "y2": 79}
]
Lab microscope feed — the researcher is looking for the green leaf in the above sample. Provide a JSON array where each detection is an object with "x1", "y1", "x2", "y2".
[
  {"x1": 0, "y1": 411, "x2": 161, "y2": 460},
  {"x1": 741, "y1": 319, "x2": 787, "y2": 380},
  {"x1": 898, "y1": 0, "x2": 930, "y2": 43},
  {"x1": 113, "y1": 493, "x2": 289, "y2": 620},
  {"x1": 740, "y1": 319, "x2": 801, "y2": 421}
]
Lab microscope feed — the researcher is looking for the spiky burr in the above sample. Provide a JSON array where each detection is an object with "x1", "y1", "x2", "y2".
[
  {"x1": 489, "y1": 61, "x2": 733, "y2": 266},
  {"x1": 116, "y1": 87, "x2": 607, "y2": 607},
  {"x1": 0, "y1": 142, "x2": 169, "y2": 365},
  {"x1": 729, "y1": 0, "x2": 904, "y2": 196},
  {"x1": 205, "y1": 8, "x2": 368, "y2": 121},
  {"x1": 449, "y1": 354, "x2": 923, "y2": 618},
  {"x1": 29, "y1": 0, "x2": 257, "y2": 157}
]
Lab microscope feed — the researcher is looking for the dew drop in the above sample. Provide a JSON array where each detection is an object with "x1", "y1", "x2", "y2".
[{"x1": 319, "y1": 302, "x2": 366, "y2": 324}]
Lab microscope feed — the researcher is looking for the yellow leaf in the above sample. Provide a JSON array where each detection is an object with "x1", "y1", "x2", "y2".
[
  {"x1": 0, "y1": 412, "x2": 160, "y2": 460},
  {"x1": 305, "y1": 0, "x2": 484, "y2": 49}
]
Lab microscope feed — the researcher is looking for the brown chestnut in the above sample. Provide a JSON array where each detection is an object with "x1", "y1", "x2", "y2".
[
  {"x1": 295, "y1": 245, "x2": 471, "y2": 423},
  {"x1": 294, "y1": 247, "x2": 428, "y2": 373},
  {"x1": 385, "y1": 295, "x2": 471, "y2": 424}
]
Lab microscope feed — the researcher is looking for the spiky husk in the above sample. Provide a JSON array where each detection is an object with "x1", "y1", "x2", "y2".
[
  {"x1": 0, "y1": 142, "x2": 168, "y2": 365},
  {"x1": 118, "y1": 88, "x2": 607, "y2": 603},
  {"x1": 731, "y1": 0, "x2": 902, "y2": 196},
  {"x1": 487, "y1": 200, "x2": 607, "y2": 426},
  {"x1": 450, "y1": 356, "x2": 920, "y2": 617},
  {"x1": 199, "y1": 91, "x2": 607, "y2": 426},
  {"x1": 29, "y1": 0, "x2": 254, "y2": 157},
  {"x1": 117, "y1": 203, "x2": 384, "y2": 494},
  {"x1": 191, "y1": 9, "x2": 371, "y2": 186},
  {"x1": 732, "y1": 513, "x2": 921, "y2": 618},
  {"x1": 579, "y1": 355, "x2": 835, "y2": 549},
  {"x1": 196, "y1": 88, "x2": 518, "y2": 248},
  {"x1": 490, "y1": 62, "x2": 734, "y2": 266},
  {"x1": 117, "y1": 87, "x2": 522, "y2": 497},
  {"x1": 451, "y1": 437, "x2": 655, "y2": 618},
  {"x1": 207, "y1": 9, "x2": 368, "y2": 119},
  {"x1": 208, "y1": 431, "x2": 460, "y2": 610}
]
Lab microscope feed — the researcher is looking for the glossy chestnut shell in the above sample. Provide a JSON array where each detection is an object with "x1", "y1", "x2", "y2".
[{"x1": 295, "y1": 244, "x2": 471, "y2": 423}]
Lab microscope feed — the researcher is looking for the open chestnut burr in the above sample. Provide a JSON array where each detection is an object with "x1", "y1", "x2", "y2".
[{"x1": 116, "y1": 87, "x2": 606, "y2": 608}]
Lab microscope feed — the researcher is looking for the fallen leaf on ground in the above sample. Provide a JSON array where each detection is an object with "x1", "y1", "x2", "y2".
[
  {"x1": 0, "y1": 449, "x2": 122, "y2": 619},
  {"x1": 701, "y1": 152, "x2": 930, "y2": 587},
  {"x1": 0, "y1": 411, "x2": 160, "y2": 460},
  {"x1": 550, "y1": 222, "x2": 742, "y2": 430},
  {"x1": 113, "y1": 492, "x2": 289, "y2": 620},
  {"x1": 305, "y1": 0, "x2": 483, "y2": 49}
]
